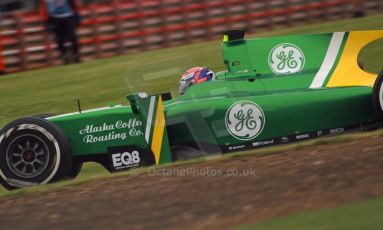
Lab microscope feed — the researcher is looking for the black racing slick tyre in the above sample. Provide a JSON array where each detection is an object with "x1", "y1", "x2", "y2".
[
  {"x1": 31, "y1": 114, "x2": 55, "y2": 119},
  {"x1": 31, "y1": 114, "x2": 83, "y2": 179},
  {"x1": 372, "y1": 70, "x2": 383, "y2": 120},
  {"x1": 62, "y1": 160, "x2": 83, "y2": 180},
  {"x1": 0, "y1": 117, "x2": 72, "y2": 190}
]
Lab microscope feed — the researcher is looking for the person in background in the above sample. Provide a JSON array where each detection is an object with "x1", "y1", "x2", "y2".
[
  {"x1": 352, "y1": 0, "x2": 366, "y2": 18},
  {"x1": 40, "y1": 0, "x2": 81, "y2": 64}
]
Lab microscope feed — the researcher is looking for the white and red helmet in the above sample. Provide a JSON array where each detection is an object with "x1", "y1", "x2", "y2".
[{"x1": 179, "y1": 67, "x2": 215, "y2": 94}]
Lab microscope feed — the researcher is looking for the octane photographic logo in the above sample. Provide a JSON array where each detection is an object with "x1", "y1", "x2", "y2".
[
  {"x1": 268, "y1": 43, "x2": 305, "y2": 74},
  {"x1": 225, "y1": 101, "x2": 265, "y2": 141}
]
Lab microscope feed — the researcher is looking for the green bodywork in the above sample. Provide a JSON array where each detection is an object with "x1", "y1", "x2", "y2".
[{"x1": 46, "y1": 30, "x2": 381, "y2": 167}]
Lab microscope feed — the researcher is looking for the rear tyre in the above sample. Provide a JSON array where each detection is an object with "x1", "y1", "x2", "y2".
[
  {"x1": 0, "y1": 117, "x2": 72, "y2": 190},
  {"x1": 372, "y1": 70, "x2": 383, "y2": 120}
]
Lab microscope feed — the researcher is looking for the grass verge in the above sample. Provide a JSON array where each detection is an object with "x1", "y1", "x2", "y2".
[{"x1": 235, "y1": 196, "x2": 383, "y2": 230}]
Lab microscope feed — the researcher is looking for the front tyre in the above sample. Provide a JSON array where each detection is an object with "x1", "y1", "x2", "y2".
[
  {"x1": 63, "y1": 160, "x2": 82, "y2": 179},
  {"x1": 31, "y1": 113, "x2": 83, "y2": 180},
  {"x1": 0, "y1": 117, "x2": 72, "y2": 190}
]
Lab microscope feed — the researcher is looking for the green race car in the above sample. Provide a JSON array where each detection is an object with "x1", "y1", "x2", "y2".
[{"x1": 1, "y1": 29, "x2": 383, "y2": 190}]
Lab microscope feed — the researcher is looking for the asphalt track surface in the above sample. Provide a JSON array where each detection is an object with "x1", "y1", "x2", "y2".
[{"x1": 1, "y1": 136, "x2": 383, "y2": 230}]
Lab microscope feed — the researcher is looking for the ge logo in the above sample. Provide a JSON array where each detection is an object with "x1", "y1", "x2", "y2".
[
  {"x1": 112, "y1": 151, "x2": 141, "y2": 168},
  {"x1": 225, "y1": 101, "x2": 265, "y2": 141},
  {"x1": 268, "y1": 43, "x2": 305, "y2": 74}
]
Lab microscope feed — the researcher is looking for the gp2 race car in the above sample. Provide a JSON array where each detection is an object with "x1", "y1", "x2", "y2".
[{"x1": 1, "y1": 29, "x2": 383, "y2": 189}]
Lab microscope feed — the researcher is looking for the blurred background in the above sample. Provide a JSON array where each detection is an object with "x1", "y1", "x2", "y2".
[{"x1": 0, "y1": 0, "x2": 379, "y2": 74}]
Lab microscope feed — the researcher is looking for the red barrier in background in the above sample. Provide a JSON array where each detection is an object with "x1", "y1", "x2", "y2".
[
  {"x1": 0, "y1": 0, "x2": 382, "y2": 74},
  {"x1": 0, "y1": 34, "x2": 4, "y2": 74}
]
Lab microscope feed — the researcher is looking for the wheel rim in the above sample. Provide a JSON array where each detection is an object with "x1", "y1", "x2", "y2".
[{"x1": 5, "y1": 134, "x2": 50, "y2": 179}]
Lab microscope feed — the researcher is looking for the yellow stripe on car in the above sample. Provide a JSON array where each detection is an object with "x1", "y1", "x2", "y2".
[
  {"x1": 151, "y1": 96, "x2": 166, "y2": 165},
  {"x1": 327, "y1": 31, "x2": 383, "y2": 88}
]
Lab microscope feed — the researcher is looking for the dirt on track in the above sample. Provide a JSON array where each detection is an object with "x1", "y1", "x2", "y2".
[{"x1": 1, "y1": 136, "x2": 383, "y2": 230}]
